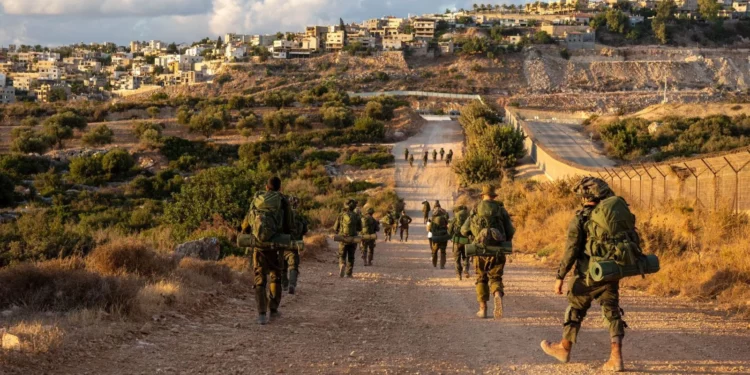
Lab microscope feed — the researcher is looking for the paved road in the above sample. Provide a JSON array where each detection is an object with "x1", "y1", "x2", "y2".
[{"x1": 525, "y1": 120, "x2": 616, "y2": 169}]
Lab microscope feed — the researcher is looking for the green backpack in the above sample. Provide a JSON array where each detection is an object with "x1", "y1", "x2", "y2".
[
  {"x1": 338, "y1": 211, "x2": 359, "y2": 236},
  {"x1": 469, "y1": 200, "x2": 506, "y2": 244},
  {"x1": 381, "y1": 214, "x2": 394, "y2": 226},
  {"x1": 292, "y1": 211, "x2": 308, "y2": 241},
  {"x1": 585, "y1": 196, "x2": 643, "y2": 267},
  {"x1": 362, "y1": 215, "x2": 380, "y2": 235},
  {"x1": 248, "y1": 191, "x2": 283, "y2": 243},
  {"x1": 430, "y1": 213, "x2": 449, "y2": 236}
]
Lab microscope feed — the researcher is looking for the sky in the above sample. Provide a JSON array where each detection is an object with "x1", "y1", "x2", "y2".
[{"x1": 0, "y1": 0, "x2": 494, "y2": 47}]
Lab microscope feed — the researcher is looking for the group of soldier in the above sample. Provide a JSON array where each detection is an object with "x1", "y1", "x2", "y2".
[
  {"x1": 244, "y1": 175, "x2": 629, "y2": 372},
  {"x1": 404, "y1": 147, "x2": 454, "y2": 167}
]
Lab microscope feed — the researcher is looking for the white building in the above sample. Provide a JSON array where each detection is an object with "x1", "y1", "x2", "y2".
[
  {"x1": 149, "y1": 40, "x2": 165, "y2": 50},
  {"x1": 225, "y1": 44, "x2": 247, "y2": 59},
  {"x1": 185, "y1": 46, "x2": 206, "y2": 57}
]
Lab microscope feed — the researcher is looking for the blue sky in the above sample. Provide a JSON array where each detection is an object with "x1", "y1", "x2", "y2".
[{"x1": 0, "y1": 0, "x2": 500, "y2": 46}]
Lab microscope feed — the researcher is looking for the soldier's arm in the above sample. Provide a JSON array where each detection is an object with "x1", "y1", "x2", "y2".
[
  {"x1": 460, "y1": 215, "x2": 472, "y2": 237},
  {"x1": 333, "y1": 215, "x2": 341, "y2": 233},
  {"x1": 557, "y1": 214, "x2": 585, "y2": 280},
  {"x1": 499, "y1": 206, "x2": 516, "y2": 241},
  {"x1": 281, "y1": 196, "x2": 293, "y2": 234}
]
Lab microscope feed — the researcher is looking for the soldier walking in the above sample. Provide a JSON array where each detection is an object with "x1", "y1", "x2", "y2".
[
  {"x1": 398, "y1": 210, "x2": 412, "y2": 242},
  {"x1": 461, "y1": 185, "x2": 515, "y2": 320},
  {"x1": 428, "y1": 202, "x2": 450, "y2": 269},
  {"x1": 242, "y1": 176, "x2": 293, "y2": 325},
  {"x1": 421, "y1": 200, "x2": 431, "y2": 224},
  {"x1": 446, "y1": 149, "x2": 454, "y2": 166},
  {"x1": 408, "y1": 154, "x2": 414, "y2": 167},
  {"x1": 432, "y1": 149, "x2": 438, "y2": 163},
  {"x1": 449, "y1": 205, "x2": 471, "y2": 280},
  {"x1": 439, "y1": 148, "x2": 445, "y2": 161},
  {"x1": 423, "y1": 151, "x2": 428, "y2": 167},
  {"x1": 541, "y1": 177, "x2": 628, "y2": 372},
  {"x1": 404, "y1": 148, "x2": 409, "y2": 161},
  {"x1": 281, "y1": 196, "x2": 308, "y2": 295},
  {"x1": 381, "y1": 211, "x2": 395, "y2": 242},
  {"x1": 333, "y1": 199, "x2": 362, "y2": 278},
  {"x1": 360, "y1": 208, "x2": 379, "y2": 266}
]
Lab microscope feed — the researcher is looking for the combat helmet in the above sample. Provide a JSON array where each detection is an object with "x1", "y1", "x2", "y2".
[
  {"x1": 573, "y1": 177, "x2": 614, "y2": 202},
  {"x1": 345, "y1": 199, "x2": 358, "y2": 209},
  {"x1": 366, "y1": 207, "x2": 375, "y2": 215}
]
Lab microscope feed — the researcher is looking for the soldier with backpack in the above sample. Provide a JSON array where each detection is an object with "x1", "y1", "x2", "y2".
[
  {"x1": 404, "y1": 148, "x2": 409, "y2": 161},
  {"x1": 408, "y1": 154, "x2": 414, "y2": 167},
  {"x1": 427, "y1": 205, "x2": 450, "y2": 269},
  {"x1": 461, "y1": 184, "x2": 515, "y2": 320},
  {"x1": 439, "y1": 148, "x2": 445, "y2": 161},
  {"x1": 421, "y1": 201, "x2": 431, "y2": 224},
  {"x1": 432, "y1": 149, "x2": 438, "y2": 163},
  {"x1": 241, "y1": 176, "x2": 293, "y2": 325},
  {"x1": 360, "y1": 208, "x2": 380, "y2": 266},
  {"x1": 449, "y1": 205, "x2": 471, "y2": 280},
  {"x1": 281, "y1": 196, "x2": 308, "y2": 295},
  {"x1": 381, "y1": 211, "x2": 395, "y2": 242},
  {"x1": 398, "y1": 210, "x2": 412, "y2": 242},
  {"x1": 423, "y1": 151, "x2": 428, "y2": 167},
  {"x1": 446, "y1": 150, "x2": 454, "y2": 166},
  {"x1": 541, "y1": 177, "x2": 636, "y2": 372},
  {"x1": 333, "y1": 199, "x2": 363, "y2": 278}
]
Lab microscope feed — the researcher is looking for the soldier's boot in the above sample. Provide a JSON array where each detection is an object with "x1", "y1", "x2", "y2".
[
  {"x1": 257, "y1": 314, "x2": 268, "y2": 325},
  {"x1": 339, "y1": 263, "x2": 346, "y2": 278},
  {"x1": 464, "y1": 271, "x2": 471, "y2": 279},
  {"x1": 457, "y1": 273, "x2": 462, "y2": 281},
  {"x1": 255, "y1": 288, "x2": 268, "y2": 325},
  {"x1": 440, "y1": 252, "x2": 446, "y2": 269},
  {"x1": 602, "y1": 339, "x2": 624, "y2": 372},
  {"x1": 540, "y1": 339, "x2": 572, "y2": 363},
  {"x1": 476, "y1": 301, "x2": 488, "y2": 319},
  {"x1": 493, "y1": 292, "x2": 504, "y2": 320},
  {"x1": 288, "y1": 270, "x2": 298, "y2": 295}
]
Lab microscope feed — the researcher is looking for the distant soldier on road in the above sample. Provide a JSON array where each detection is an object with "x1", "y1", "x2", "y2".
[
  {"x1": 381, "y1": 210, "x2": 395, "y2": 242},
  {"x1": 439, "y1": 148, "x2": 445, "y2": 161},
  {"x1": 449, "y1": 205, "x2": 471, "y2": 280},
  {"x1": 404, "y1": 148, "x2": 409, "y2": 161},
  {"x1": 423, "y1": 151, "x2": 429, "y2": 167},
  {"x1": 409, "y1": 154, "x2": 415, "y2": 167},
  {"x1": 461, "y1": 184, "x2": 515, "y2": 320},
  {"x1": 360, "y1": 208, "x2": 379, "y2": 266},
  {"x1": 427, "y1": 202, "x2": 450, "y2": 269},
  {"x1": 541, "y1": 177, "x2": 628, "y2": 372},
  {"x1": 333, "y1": 199, "x2": 362, "y2": 278},
  {"x1": 398, "y1": 210, "x2": 412, "y2": 242},
  {"x1": 446, "y1": 150, "x2": 454, "y2": 166},
  {"x1": 421, "y1": 200, "x2": 431, "y2": 224},
  {"x1": 432, "y1": 149, "x2": 438, "y2": 163}
]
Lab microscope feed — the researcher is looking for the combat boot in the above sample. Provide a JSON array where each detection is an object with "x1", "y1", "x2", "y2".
[
  {"x1": 463, "y1": 271, "x2": 470, "y2": 280},
  {"x1": 269, "y1": 310, "x2": 281, "y2": 321},
  {"x1": 602, "y1": 339, "x2": 624, "y2": 372},
  {"x1": 288, "y1": 270, "x2": 298, "y2": 295},
  {"x1": 540, "y1": 339, "x2": 572, "y2": 363},
  {"x1": 476, "y1": 301, "x2": 488, "y2": 318},
  {"x1": 339, "y1": 263, "x2": 345, "y2": 278},
  {"x1": 257, "y1": 314, "x2": 268, "y2": 325},
  {"x1": 457, "y1": 273, "x2": 462, "y2": 281},
  {"x1": 493, "y1": 292, "x2": 504, "y2": 320}
]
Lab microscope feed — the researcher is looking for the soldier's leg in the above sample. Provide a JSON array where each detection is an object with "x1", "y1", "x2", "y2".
[
  {"x1": 400, "y1": 228, "x2": 404, "y2": 241},
  {"x1": 461, "y1": 245, "x2": 471, "y2": 277},
  {"x1": 475, "y1": 256, "x2": 491, "y2": 303},
  {"x1": 453, "y1": 244, "x2": 464, "y2": 276},
  {"x1": 281, "y1": 250, "x2": 291, "y2": 290},
  {"x1": 268, "y1": 250, "x2": 283, "y2": 314},
  {"x1": 368, "y1": 242, "x2": 375, "y2": 264},
  {"x1": 596, "y1": 282, "x2": 625, "y2": 342},
  {"x1": 439, "y1": 242, "x2": 447, "y2": 269},
  {"x1": 338, "y1": 244, "x2": 346, "y2": 278},
  {"x1": 488, "y1": 254, "x2": 506, "y2": 297},
  {"x1": 405, "y1": 228, "x2": 409, "y2": 242},
  {"x1": 431, "y1": 242, "x2": 439, "y2": 267},
  {"x1": 253, "y1": 250, "x2": 269, "y2": 319},
  {"x1": 562, "y1": 278, "x2": 595, "y2": 344},
  {"x1": 288, "y1": 250, "x2": 300, "y2": 290},
  {"x1": 346, "y1": 244, "x2": 356, "y2": 276}
]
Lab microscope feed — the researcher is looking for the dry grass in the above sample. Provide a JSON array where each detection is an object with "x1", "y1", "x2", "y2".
[
  {"x1": 178, "y1": 258, "x2": 234, "y2": 285},
  {"x1": 495, "y1": 179, "x2": 750, "y2": 316},
  {"x1": 219, "y1": 255, "x2": 251, "y2": 273},
  {"x1": 137, "y1": 280, "x2": 186, "y2": 316},
  {"x1": 3, "y1": 322, "x2": 64, "y2": 354},
  {"x1": 86, "y1": 239, "x2": 176, "y2": 278},
  {"x1": 301, "y1": 234, "x2": 331, "y2": 260}
]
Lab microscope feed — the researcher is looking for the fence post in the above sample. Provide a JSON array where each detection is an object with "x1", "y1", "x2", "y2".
[
  {"x1": 621, "y1": 168, "x2": 634, "y2": 201},
  {"x1": 631, "y1": 166, "x2": 644, "y2": 207},
  {"x1": 684, "y1": 163, "x2": 702, "y2": 208},
  {"x1": 611, "y1": 169, "x2": 623, "y2": 195},
  {"x1": 640, "y1": 163, "x2": 656, "y2": 210},
  {"x1": 653, "y1": 164, "x2": 668, "y2": 205},
  {"x1": 699, "y1": 158, "x2": 723, "y2": 211}
]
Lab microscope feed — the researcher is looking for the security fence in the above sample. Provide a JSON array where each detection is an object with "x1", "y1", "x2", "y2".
[{"x1": 507, "y1": 108, "x2": 750, "y2": 213}]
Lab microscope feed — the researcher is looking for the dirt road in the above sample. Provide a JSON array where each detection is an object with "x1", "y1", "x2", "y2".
[{"x1": 49, "y1": 119, "x2": 750, "y2": 374}]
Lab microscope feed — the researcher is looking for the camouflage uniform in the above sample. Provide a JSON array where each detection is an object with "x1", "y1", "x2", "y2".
[
  {"x1": 360, "y1": 209, "x2": 379, "y2": 266},
  {"x1": 333, "y1": 203, "x2": 362, "y2": 277},
  {"x1": 281, "y1": 199, "x2": 308, "y2": 294},
  {"x1": 423, "y1": 152, "x2": 428, "y2": 166},
  {"x1": 242, "y1": 190, "x2": 293, "y2": 320},
  {"x1": 381, "y1": 212, "x2": 395, "y2": 242},
  {"x1": 404, "y1": 148, "x2": 409, "y2": 161},
  {"x1": 557, "y1": 205, "x2": 626, "y2": 344},
  {"x1": 429, "y1": 207, "x2": 449, "y2": 268},
  {"x1": 449, "y1": 205, "x2": 471, "y2": 279},
  {"x1": 439, "y1": 148, "x2": 445, "y2": 161},
  {"x1": 432, "y1": 149, "x2": 438, "y2": 162},
  {"x1": 408, "y1": 154, "x2": 415, "y2": 167},
  {"x1": 399, "y1": 212, "x2": 412, "y2": 242},
  {"x1": 461, "y1": 199, "x2": 515, "y2": 302}
]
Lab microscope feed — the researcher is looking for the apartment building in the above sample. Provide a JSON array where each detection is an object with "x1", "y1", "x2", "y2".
[
  {"x1": 226, "y1": 44, "x2": 247, "y2": 59},
  {"x1": 250, "y1": 34, "x2": 276, "y2": 47},
  {"x1": 1, "y1": 86, "x2": 15, "y2": 104},
  {"x1": 305, "y1": 26, "x2": 329, "y2": 50},
  {"x1": 413, "y1": 18, "x2": 437, "y2": 39},
  {"x1": 12, "y1": 74, "x2": 36, "y2": 91},
  {"x1": 35, "y1": 82, "x2": 70, "y2": 103},
  {"x1": 0, "y1": 72, "x2": 5, "y2": 88},
  {"x1": 326, "y1": 31, "x2": 346, "y2": 51},
  {"x1": 383, "y1": 33, "x2": 414, "y2": 50}
]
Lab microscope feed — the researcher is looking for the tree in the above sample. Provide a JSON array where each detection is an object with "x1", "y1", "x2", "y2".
[
  {"x1": 216, "y1": 36, "x2": 223, "y2": 50},
  {"x1": 101, "y1": 148, "x2": 135, "y2": 176},
  {"x1": 605, "y1": 9, "x2": 629, "y2": 34},
  {"x1": 166, "y1": 42, "x2": 178, "y2": 54},
  {"x1": 263, "y1": 110, "x2": 296, "y2": 135},
  {"x1": 177, "y1": 106, "x2": 192, "y2": 125},
  {"x1": 656, "y1": 0, "x2": 677, "y2": 21},
  {"x1": 147, "y1": 106, "x2": 160, "y2": 118},
  {"x1": 0, "y1": 173, "x2": 14, "y2": 208},
  {"x1": 353, "y1": 117, "x2": 385, "y2": 139},
  {"x1": 264, "y1": 91, "x2": 295, "y2": 109},
  {"x1": 294, "y1": 115, "x2": 311, "y2": 130},
  {"x1": 49, "y1": 87, "x2": 68, "y2": 102},
  {"x1": 321, "y1": 106, "x2": 354, "y2": 129},
  {"x1": 82, "y1": 124, "x2": 114, "y2": 146},
  {"x1": 698, "y1": 0, "x2": 722, "y2": 21},
  {"x1": 43, "y1": 111, "x2": 87, "y2": 149},
  {"x1": 532, "y1": 31, "x2": 555, "y2": 44},
  {"x1": 653, "y1": 19, "x2": 669, "y2": 44},
  {"x1": 188, "y1": 109, "x2": 226, "y2": 139},
  {"x1": 11, "y1": 128, "x2": 52, "y2": 154}
]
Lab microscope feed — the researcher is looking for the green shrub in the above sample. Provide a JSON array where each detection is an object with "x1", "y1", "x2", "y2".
[
  {"x1": 345, "y1": 152, "x2": 394, "y2": 169},
  {"x1": 33, "y1": 169, "x2": 65, "y2": 197},
  {"x1": 353, "y1": 117, "x2": 386, "y2": 139},
  {"x1": 0, "y1": 154, "x2": 53, "y2": 179},
  {"x1": 263, "y1": 110, "x2": 296, "y2": 135},
  {"x1": 452, "y1": 152, "x2": 501, "y2": 186},
  {"x1": 151, "y1": 92, "x2": 169, "y2": 101},
  {"x1": 11, "y1": 128, "x2": 52, "y2": 154},
  {"x1": 321, "y1": 106, "x2": 354, "y2": 129},
  {"x1": 133, "y1": 121, "x2": 165, "y2": 139},
  {"x1": 101, "y1": 149, "x2": 135, "y2": 176},
  {"x1": 215, "y1": 73, "x2": 233, "y2": 85},
  {"x1": 69, "y1": 155, "x2": 105, "y2": 185},
  {"x1": 82, "y1": 124, "x2": 114, "y2": 146},
  {"x1": 0, "y1": 173, "x2": 14, "y2": 208}
]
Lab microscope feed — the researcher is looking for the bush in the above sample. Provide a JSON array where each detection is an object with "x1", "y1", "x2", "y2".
[
  {"x1": 321, "y1": 106, "x2": 354, "y2": 129},
  {"x1": 178, "y1": 258, "x2": 233, "y2": 284},
  {"x1": 69, "y1": 155, "x2": 105, "y2": 185},
  {"x1": 86, "y1": 240, "x2": 175, "y2": 277},
  {"x1": 0, "y1": 173, "x2": 14, "y2": 207},
  {"x1": 345, "y1": 152, "x2": 394, "y2": 169},
  {"x1": 353, "y1": 117, "x2": 386, "y2": 139},
  {"x1": 82, "y1": 124, "x2": 114, "y2": 146},
  {"x1": 101, "y1": 149, "x2": 135, "y2": 176},
  {"x1": 33, "y1": 169, "x2": 64, "y2": 197},
  {"x1": 453, "y1": 153, "x2": 501, "y2": 186},
  {"x1": 214, "y1": 73, "x2": 232, "y2": 85},
  {"x1": 11, "y1": 128, "x2": 52, "y2": 154},
  {"x1": 147, "y1": 106, "x2": 160, "y2": 118},
  {"x1": 42, "y1": 111, "x2": 88, "y2": 149},
  {"x1": 188, "y1": 107, "x2": 227, "y2": 139},
  {"x1": 133, "y1": 121, "x2": 165, "y2": 139},
  {"x1": 263, "y1": 110, "x2": 296, "y2": 135},
  {"x1": 0, "y1": 260, "x2": 140, "y2": 313},
  {"x1": 0, "y1": 154, "x2": 53, "y2": 179}
]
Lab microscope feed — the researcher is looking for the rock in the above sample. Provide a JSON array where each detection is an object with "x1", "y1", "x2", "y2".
[
  {"x1": 140, "y1": 323, "x2": 153, "y2": 334},
  {"x1": 2, "y1": 333, "x2": 21, "y2": 351},
  {"x1": 174, "y1": 237, "x2": 221, "y2": 261}
]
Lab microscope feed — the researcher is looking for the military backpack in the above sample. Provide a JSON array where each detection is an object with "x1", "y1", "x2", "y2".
[
  {"x1": 469, "y1": 200, "x2": 507, "y2": 247},
  {"x1": 429, "y1": 212, "x2": 449, "y2": 236},
  {"x1": 362, "y1": 215, "x2": 380, "y2": 235},
  {"x1": 248, "y1": 191, "x2": 283, "y2": 243},
  {"x1": 338, "y1": 210, "x2": 359, "y2": 237}
]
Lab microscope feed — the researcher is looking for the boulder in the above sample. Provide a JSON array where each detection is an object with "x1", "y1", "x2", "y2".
[
  {"x1": 2, "y1": 332, "x2": 21, "y2": 351},
  {"x1": 174, "y1": 237, "x2": 220, "y2": 261}
]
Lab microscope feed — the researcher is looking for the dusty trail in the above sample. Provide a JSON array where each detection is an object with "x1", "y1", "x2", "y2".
[{"x1": 49, "y1": 119, "x2": 750, "y2": 375}]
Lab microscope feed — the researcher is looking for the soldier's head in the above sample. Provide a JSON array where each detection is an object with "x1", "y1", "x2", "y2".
[
  {"x1": 266, "y1": 176, "x2": 282, "y2": 192},
  {"x1": 434, "y1": 200, "x2": 441, "y2": 208},
  {"x1": 481, "y1": 184, "x2": 498, "y2": 200},
  {"x1": 573, "y1": 177, "x2": 613, "y2": 205},
  {"x1": 366, "y1": 208, "x2": 375, "y2": 215},
  {"x1": 345, "y1": 199, "x2": 357, "y2": 211},
  {"x1": 401, "y1": 209, "x2": 407, "y2": 215}
]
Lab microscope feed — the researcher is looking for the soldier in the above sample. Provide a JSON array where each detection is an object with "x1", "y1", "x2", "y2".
[
  {"x1": 398, "y1": 210, "x2": 412, "y2": 242},
  {"x1": 446, "y1": 149, "x2": 454, "y2": 166},
  {"x1": 432, "y1": 149, "x2": 438, "y2": 163},
  {"x1": 423, "y1": 151, "x2": 429, "y2": 167},
  {"x1": 242, "y1": 176, "x2": 293, "y2": 325},
  {"x1": 428, "y1": 204, "x2": 450, "y2": 269},
  {"x1": 449, "y1": 205, "x2": 471, "y2": 280},
  {"x1": 381, "y1": 210, "x2": 395, "y2": 242},
  {"x1": 461, "y1": 184, "x2": 515, "y2": 320},
  {"x1": 333, "y1": 199, "x2": 362, "y2": 278},
  {"x1": 404, "y1": 148, "x2": 409, "y2": 161},
  {"x1": 281, "y1": 196, "x2": 308, "y2": 295},
  {"x1": 421, "y1": 200, "x2": 431, "y2": 224},
  {"x1": 541, "y1": 177, "x2": 627, "y2": 372},
  {"x1": 409, "y1": 154, "x2": 415, "y2": 167},
  {"x1": 360, "y1": 208, "x2": 379, "y2": 266},
  {"x1": 439, "y1": 148, "x2": 445, "y2": 161}
]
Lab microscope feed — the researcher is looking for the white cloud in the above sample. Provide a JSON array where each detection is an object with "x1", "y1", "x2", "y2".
[{"x1": 0, "y1": 0, "x2": 211, "y2": 16}]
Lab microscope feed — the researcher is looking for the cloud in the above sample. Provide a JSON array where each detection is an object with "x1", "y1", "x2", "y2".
[{"x1": 0, "y1": 0, "x2": 211, "y2": 17}]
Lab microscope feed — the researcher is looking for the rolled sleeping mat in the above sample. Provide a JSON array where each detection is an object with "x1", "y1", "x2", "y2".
[
  {"x1": 452, "y1": 236, "x2": 471, "y2": 245},
  {"x1": 237, "y1": 233, "x2": 292, "y2": 249},
  {"x1": 465, "y1": 242, "x2": 513, "y2": 257},
  {"x1": 361, "y1": 233, "x2": 378, "y2": 241},
  {"x1": 589, "y1": 254, "x2": 660, "y2": 283},
  {"x1": 333, "y1": 235, "x2": 363, "y2": 244}
]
